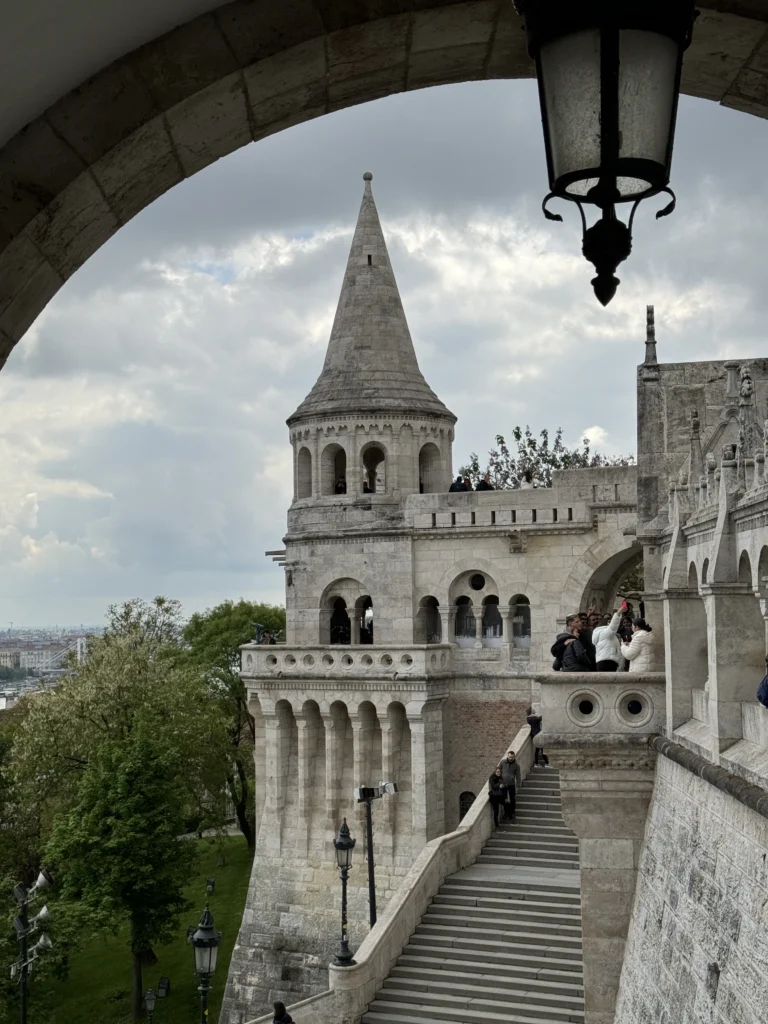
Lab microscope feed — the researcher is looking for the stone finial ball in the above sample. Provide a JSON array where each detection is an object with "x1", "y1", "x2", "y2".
[{"x1": 363, "y1": 171, "x2": 373, "y2": 181}]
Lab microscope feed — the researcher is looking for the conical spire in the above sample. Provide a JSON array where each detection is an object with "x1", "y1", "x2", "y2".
[{"x1": 288, "y1": 173, "x2": 455, "y2": 424}]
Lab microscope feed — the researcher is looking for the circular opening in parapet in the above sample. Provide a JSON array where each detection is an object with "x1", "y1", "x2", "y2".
[
  {"x1": 566, "y1": 689, "x2": 604, "y2": 728},
  {"x1": 302, "y1": 654, "x2": 315, "y2": 668},
  {"x1": 284, "y1": 654, "x2": 296, "y2": 667},
  {"x1": 616, "y1": 690, "x2": 654, "y2": 728},
  {"x1": 361, "y1": 654, "x2": 373, "y2": 667},
  {"x1": 266, "y1": 654, "x2": 277, "y2": 668},
  {"x1": 380, "y1": 654, "x2": 393, "y2": 667},
  {"x1": 440, "y1": 653, "x2": 447, "y2": 666},
  {"x1": 322, "y1": 654, "x2": 334, "y2": 667},
  {"x1": 469, "y1": 574, "x2": 485, "y2": 591},
  {"x1": 400, "y1": 654, "x2": 414, "y2": 668},
  {"x1": 246, "y1": 654, "x2": 253, "y2": 667},
  {"x1": 430, "y1": 653, "x2": 437, "y2": 666},
  {"x1": 341, "y1": 654, "x2": 354, "y2": 668}
]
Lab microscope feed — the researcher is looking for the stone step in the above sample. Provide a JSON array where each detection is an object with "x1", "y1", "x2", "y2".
[
  {"x1": 410, "y1": 930, "x2": 583, "y2": 961},
  {"x1": 476, "y1": 853, "x2": 580, "y2": 870},
  {"x1": 514, "y1": 810, "x2": 567, "y2": 821},
  {"x1": 432, "y1": 895, "x2": 582, "y2": 921},
  {"x1": 415, "y1": 921, "x2": 583, "y2": 953},
  {"x1": 376, "y1": 985, "x2": 585, "y2": 1023},
  {"x1": 486, "y1": 837, "x2": 580, "y2": 852},
  {"x1": 364, "y1": 999, "x2": 583, "y2": 1024},
  {"x1": 425, "y1": 906, "x2": 582, "y2": 934},
  {"x1": 440, "y1": 879, "x2": 581, "y2": 900},
  {"x1": 397, "y1": 951, "x2": 583, "y2": 985},
  {"x1": 496, "y1": 824, "x2": 575, "y2": 838},
  {"x1": 421, "y1": 915, "x2": 581, "y2": 943},
  {"x1": 389, "y1": 965, "x2": 584, "y2": 1000}
]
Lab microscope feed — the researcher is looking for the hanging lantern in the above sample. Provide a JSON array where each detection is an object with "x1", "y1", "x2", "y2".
[{"x1": 516, "y1": 0, "x2": 697, "y2": 304}]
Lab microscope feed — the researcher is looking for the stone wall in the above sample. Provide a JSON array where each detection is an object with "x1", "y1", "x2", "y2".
[{"x1": 615, "y1": 753, "x2": 768, "y2": 1024}]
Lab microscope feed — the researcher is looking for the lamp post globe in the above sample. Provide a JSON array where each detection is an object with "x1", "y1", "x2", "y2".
[
  {"x1": 190, "y1": 904, "x2": 222, "y2": 1024},
  {"x1": 516, "y1": 0, "x2": 697, "y2": 304},
  {"x1": 332, "y1": 819, "x2": 357, "y2": 967},
  {"x1": 144, "y1": 988, "x2": 157, "y2": 1023}
]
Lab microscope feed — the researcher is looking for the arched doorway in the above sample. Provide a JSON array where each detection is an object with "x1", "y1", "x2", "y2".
[
  {"x1": 329, "y1": 598, "x2": 350, "y2": 645},
  {"x1": 415, "y1": 596, "x2": 441, "y2": 644},
  {"x1": 362, "y1": 444, "x2": 386, "y2": 495},
  {"x1": 419, "y1": 443, "x2": 442, "y2": 493}
]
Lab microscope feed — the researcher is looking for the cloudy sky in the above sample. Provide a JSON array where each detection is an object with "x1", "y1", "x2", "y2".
[{"x1": 1, "y1": 80, "x2": 768, "y2": 625}]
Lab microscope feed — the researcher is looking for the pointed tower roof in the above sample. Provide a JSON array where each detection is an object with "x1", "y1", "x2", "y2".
[{"x1": 288, "y1": 173, "x2": 455, "y2": 425}]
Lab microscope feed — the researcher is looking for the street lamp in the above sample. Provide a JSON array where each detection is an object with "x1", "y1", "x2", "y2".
[
  {"x1": 144, "y1": 988, "x2": 157, "y2": 1023},
  {"x1": 332, "y1": 818, "x2": 356, "y2": 967},
  {"x1": 516, "y1": 0, "x2": 697, "y2": 304},
  {"x1": 190, "y1": 904, "x2": 221, "y2": 1024},
  {"x1": 10, "y1": 869, "x2": 53, "y2": 1024},
  {"x1": 354, "y1": 782, "x2": 398, "y2": 928}
]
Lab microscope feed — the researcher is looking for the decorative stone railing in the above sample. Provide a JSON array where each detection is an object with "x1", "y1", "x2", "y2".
[
  {"x1": 243, "y1": 722, "x2": 535, "y2": 1024},
  {"x1": 240, "y1": 643, "x2": 454, "y2": 679},
  {"x1": 535, "y1": 671, "x2": 667, "y2": 740}
]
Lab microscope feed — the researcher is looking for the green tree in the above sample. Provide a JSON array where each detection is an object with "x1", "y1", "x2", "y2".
[
  {"x1": 10, "y1": 598, "x2": 232, "y2": 864},
  {"x1": 460, "y1": 426, "x2": 635, "y2": 489},
  {"x1": 45, "y1": 729, "x2": 197, "y2": 1021},
  {"x1": 184, "y1": 601, "x2": 286, "y2": 848}
]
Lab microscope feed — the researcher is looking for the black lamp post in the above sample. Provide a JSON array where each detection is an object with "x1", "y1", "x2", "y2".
[
  {"x1": 332, "y1": 818, "x2": 357, "y2": 967},
  {"x1": 11, "y1": 869, "x2": 53, "y2": 1024},
  {"x1": 190, "y1": 905, "x2": 221, "y2": 1024},
  {"x1": 516, "y1": 0, "x2": 697, "y2": 304},
  {"x1": 144, "y1": 988, "x2": 157, "y2": 1023}
]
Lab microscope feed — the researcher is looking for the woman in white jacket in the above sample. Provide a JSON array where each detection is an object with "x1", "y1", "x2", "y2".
[
  {"x1": 591, "y1": 603, "x2": 627, "y2": 671},
  {"x1": 620, "y1": 618, "x2": 655, "y2": 673}
]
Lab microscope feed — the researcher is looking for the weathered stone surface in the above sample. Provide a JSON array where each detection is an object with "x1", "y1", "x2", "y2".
[
  {"x1": 167, "y1": 72, "x2": 252, "y2": 176},
  {"x1": 615, "y1": 754, "x2": 768, "y2": 1024}
]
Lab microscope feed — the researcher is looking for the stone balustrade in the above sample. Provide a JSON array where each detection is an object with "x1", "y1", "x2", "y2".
[
  {"x1": 535, "y1": 671, "x2": 667, "y2": 741},
  {"x1": 242, "y1": 723, "x2": 535, "y2": 1024},
  {"x1": 241, "y1": 643, "x2": 454, "y2": 679}
]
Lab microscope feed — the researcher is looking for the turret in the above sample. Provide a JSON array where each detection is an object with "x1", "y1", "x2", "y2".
[{"x1": 287, "y1": 173, "x2": 456, "y2": 502}]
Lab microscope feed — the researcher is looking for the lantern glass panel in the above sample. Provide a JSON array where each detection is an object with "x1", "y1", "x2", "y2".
[
  {"x1": 540, "y1": 29, "x2": 601, "y2": 195},
  {"x1": 194, "y1": 943, "x2": 218, "y2": 975},
  {"x1": 336, "y1": 843, "x2": 352, "y2": 870},
  {"x1": 617, "y1": 29, "x2": 678, "y2": 194}
]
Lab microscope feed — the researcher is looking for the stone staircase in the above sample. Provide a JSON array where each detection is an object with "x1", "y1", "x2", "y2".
[{"x1": 362, "y1": 765, "x2": 584, "y2": 1024}]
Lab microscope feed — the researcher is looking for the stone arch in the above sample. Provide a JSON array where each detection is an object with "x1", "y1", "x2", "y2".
[
  {"x1": 510, "y1": 594, "x2": 531, "y2": 649},
  {"x1": 688, "y1": 561, "x2": 699, "y2": 592},
  {"x1": 482, "y1": 594, "x2": 503, "y2": 646},
  {"x1": 738, "y1": 549, "x2": 753, "y2": 586},
  {"x1": 296, "y1": 445, "x2": 312, "y2": 499},
  {"x1": 436, "y1": 557, "x2": 506, "y2": 607},
  {"x1": 0, "y1": 2, "x2": 763, "y2": 361},
  {"x1": 559, "y1": 530, "x2": 642, "y2": 621},
  {"x1": 321, "y1": 442, "x2": 346, "y2": 496},
  {"x1": 459, "y1": 791, "x2": 476, "y2": 821},
  {"x1": 419, "y1": 442, "x2": 442, "y2": 494},
  {"x1": 361, "y1": 440, "x2": 387, "y2": 494},
  {"x1": 318, "y1": 576, "x2": 368, "y2": 644},
  {"x1": 447, "y1": 567, "x2": 499, "y2": 604},
  {"x1": 415, "y1": 595, "x2": 441, "y2": 644}
]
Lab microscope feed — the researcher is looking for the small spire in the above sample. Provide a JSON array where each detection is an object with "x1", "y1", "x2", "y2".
[{"x1": 644, "y1": 304, "x2": 658, "y2": 365}]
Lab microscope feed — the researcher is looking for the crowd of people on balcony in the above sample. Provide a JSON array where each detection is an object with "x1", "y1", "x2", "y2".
[
  {"x1": 448, "y1": 470, "x2": 535, "y2": 492},
  {"x1": 551, "y1": 600, "x2": 654, "y2": 673}
]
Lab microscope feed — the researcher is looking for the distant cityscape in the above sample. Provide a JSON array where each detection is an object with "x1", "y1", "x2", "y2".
[{"x1": 0, "y1": 625, "x2": 105, "y2": 708}]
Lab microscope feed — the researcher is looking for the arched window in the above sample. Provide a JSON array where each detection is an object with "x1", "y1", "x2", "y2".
[
  {"x1": 356, "y1": 596, "x2": 373, "y2": 644},
  {"x1": 416, "y1": 596, "x2": 441, "y2": 644},
  {"x1": 454, "y1": 596, "x2": 475, "y2": 647},
  {"x1": 297, "y1": 446, "x2": 312, "y2": 499},
  {"x1": 419, "y1": 443, "x2": 442, "y2": 494},
  {"x1": 330, "y1": 598, "x2": 350, "y2": 645},
  {"x1": 362, "y1": 444, "x2": 386, "y2": 494},
  {"x1": 482, "y1": 595, "x2": 503, "y2": 647},
  {"x1": 321, "y1": 443, "x2": 346, "y2": 496},
  {"x1": 738, "y1": 550, "x2": 753, "y2": 587},
  {"x1": 510, "y1": 594, "x2": 531, "y2": 650},
  {"x1": 459, "y1": 792, "x2": 476, "y2": 821}
]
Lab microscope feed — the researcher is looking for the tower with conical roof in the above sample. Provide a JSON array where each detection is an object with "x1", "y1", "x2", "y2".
[{"x1": 288, "y1": 173, "x2": 456, "y2": 505}]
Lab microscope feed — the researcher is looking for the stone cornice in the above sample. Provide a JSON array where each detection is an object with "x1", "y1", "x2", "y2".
[{"x1": 652, "y1": 735, "x2": 768, "y2": 819}]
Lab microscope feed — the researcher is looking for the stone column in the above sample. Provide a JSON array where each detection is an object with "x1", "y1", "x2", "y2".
[
  {"x1": 323, "y1": 710, "x2": 345, "y2": 836},
  {"x1": 378, "y1": 714, "x2": 396, "y2": 862},
  {"x1": 439, "y1": 607, "x2": 452, "y2": 645},
  {"x1": 501, "y1": 606, "x2": 514, "y2": 656},
  {"x1": 474, "y1": 606, "x2": 483, "y2": 649},
  {"x1": 350, "y1": 611, "x2": 361, "y2": 646},
  {"x1": 261, "y1": 706, "x2": 291, "y2": 858},
  {"x1": 351, "y1": 710, "x2": 373, "y2": 831},
  {"x1": 407, "y1": 698, "x2": 446, "y2": 854},
  {"x1": 311, "y1": 430, "x2": 321, "y2": 498},
  {"x1": 702, "y1": 584, "x2": 765, "y2": 756},
  {"x1": 663, "y1": 590, "x2": 708, "y2": 734}
]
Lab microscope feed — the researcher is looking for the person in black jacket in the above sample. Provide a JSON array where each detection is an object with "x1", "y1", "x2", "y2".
[
  {"x1": 475, "y1": 472, "x2": 495, "y2": 491},
  {"x1": 561, "y1": 626, "x2": 595, "y2": 671},
  {"x1": 488, "y1": 767, "x2": 507, "y2": 827},
  {"x1": 448, "y1": 475, "x2": 467, "y2": 492},
  {"x1": 273, "y1": 1001, "x2": 294, "y2": 1024},
  {"x1": 551, "y1": 616, "x2": 579, "y2": 669},
  {"x1": 527, "y1": 706, "x2": 550, "y2": 766}
]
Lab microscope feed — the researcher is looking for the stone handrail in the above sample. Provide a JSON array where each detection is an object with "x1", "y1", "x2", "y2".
[
  {"x1": 241, "y1": 643, "x2": 453, "y2": 679},
  {"x1": 243, "y1": 722, "x2": 534, "y2": 1024}
]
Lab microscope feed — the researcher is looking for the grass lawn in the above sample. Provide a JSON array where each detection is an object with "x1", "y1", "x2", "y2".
[{"x1": 40, "y1": 835, "x2": 253, "y2": 1024}]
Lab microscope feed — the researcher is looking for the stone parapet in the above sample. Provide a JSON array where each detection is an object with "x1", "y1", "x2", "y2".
[{"x1": 241, "y1": 643, "x2": 453, "y2": 682}]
